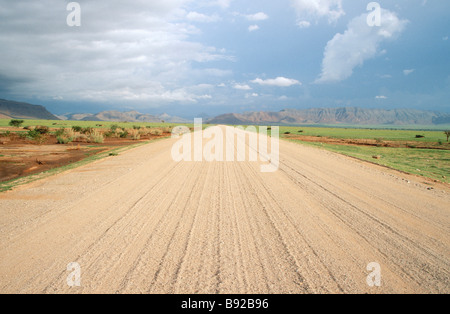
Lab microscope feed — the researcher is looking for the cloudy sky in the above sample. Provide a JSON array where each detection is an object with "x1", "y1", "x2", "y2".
[{"x1": 0, "y1": 0, "x2": 449, "y2": 117}]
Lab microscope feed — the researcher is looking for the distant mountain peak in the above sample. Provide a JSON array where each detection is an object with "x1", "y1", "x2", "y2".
[
  {"x1": 59, "y1": 110, "x2": 189, "y2": 123},
  {"x1": 0, "y1": 99, "x2": 59, "y2": 120},
  {"x1": 208, "y1": 107, "x2": 450, "y2": 126}
]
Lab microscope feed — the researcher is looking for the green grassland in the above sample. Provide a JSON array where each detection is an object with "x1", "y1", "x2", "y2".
[
  {"x1": 278, "y1": 126, "x2": 449, "y2": 143},
  {"x1": 286, "y1": 140, "x2": 449, "y2": 183},
  {"x1": 252, "y1": 125, "x2": 450, "y2": 183}
]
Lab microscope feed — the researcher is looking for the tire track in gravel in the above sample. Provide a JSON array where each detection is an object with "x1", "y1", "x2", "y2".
[{"x1": 0, "y1": 126, "x2": 448, "y2": 294}]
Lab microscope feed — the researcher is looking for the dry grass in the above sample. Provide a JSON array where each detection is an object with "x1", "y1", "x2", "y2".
[
  {"x1": 128, "y1": 129, "x2": 141, "y2": 140},
  {"x1": 87, "y1": 130, "x2": 105, "y2": 143}
]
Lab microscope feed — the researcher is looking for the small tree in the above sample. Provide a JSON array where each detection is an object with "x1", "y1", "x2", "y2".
[
  {"x1": 9, "y1": 119, "x2": 24, "y2": 127},
  {"x1": 445, "y1": 131, "x2": 450, "y2": 143}
]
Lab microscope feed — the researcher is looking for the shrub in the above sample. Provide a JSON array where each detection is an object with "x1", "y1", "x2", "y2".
[
  {"x1": 87, "y1": 130, "x2": 104, "y2": 143},
  {"x1": 27, "y1": 129, "x2": 41, "y2": 140},
  {"x1": 284, "y1": 132, "x2": 291, "y2": 135},
  {"x1": 9, "y1": 119, "x2": 24, "y2": 127},
  {"x1": 72, "y1": 126, "x2": 83, "y2": 132},
  {"x1": 104, "y1": 131, "x2": 114, "y2": 138},
  {"x1": 57, "y1": 136, "x2": 72, "y2": 144},
  {"x1": 27, "y1": 129, "x2": 47, "y2": 143},
  {"x1": 55, "y1": 128, "x2": 66, "y2": 137},
  {"x1": 119, "y1": 131, "x2": 129, "y2": 138},
  {"x1": 129, "y1": 129, "x2": 141, "y2": 140},
  {"x1": 82, "y1": 127, "x2": 94, "y2": 135},
  {"x1": 150, "y1": 129, "x2": 163, "y2": 136},
  {"x1": 56, "y1": 129, "x2": 75, "y2": 144},
  {"x1": 375, "y1": 138, "x2": 384, "y2": 143},
  {"x1": 438, "y1": 140, "x2": 443, "y2": 145},
  {"x1": 133, "y1": 125, "x2": 141, "y2": 130},
  {"x1": 110, "y1": 124, "x2": 120, "y2": 132},
  {"x1": 298, "y1": 130, "x2": 304, "y2": 133},
  {"x1": 34, "y1": 126, "x2": 50, "y2": 134},
  {"x1": 65, "y1": 129, "x2": 76, "y2": 139},
  {"x1": 415, "y1": 135, "x2": 425, "y2": 139}
]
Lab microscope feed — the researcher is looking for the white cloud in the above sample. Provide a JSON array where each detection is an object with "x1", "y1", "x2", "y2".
[
  {"x1": 245, "y1": 93, "x2": 259, "y2": 98},
  {"x1": 376, "y1": 95, "x2": 387, "y2": 99},
  {"x1": 403, "y1": 69, "x2": 415, "y2": 76},
  {"x1": 316, "y1": 9, "x2": 408, "y2": 83},
  {"x1": 443, "y1": 36, "x2": 449, "y2": 41},
  {"x1": 234, "y1": 83, "x2": 252, "y2": 90},
  {"x1": 214, "y1": 0, "x2": 233, "y2": 9},
  {"x1": 291, "y1": 0, "x2": 345, "y2": 25},
  {"x1": 186, "y1": 12, "x2": 220, "y2": 23},
  {"x1": 0, "y1": 0, "x2": 229, "y2": 104},
  {"x1": 297, "y1": 21, "x2": 311, "y2": 28},
  {"x1": 248, "y1": 25, "x2": 260, "y2": 32},
  {"x1": 252, "y1": 77, "x2": 302, "y2": 87},
  {"x1": 245, "y1": 12, "x2": 269, "y2": 21}
]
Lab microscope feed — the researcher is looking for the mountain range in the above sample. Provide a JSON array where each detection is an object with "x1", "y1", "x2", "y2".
[
  {"x1": 207, "y1": 107, "x2": 450, "y2": 126},
  {"x1": 1, "y1": 99, "x2": 449, "y2": 126},
  {"x1": 57, "y1": 111, "x2": 188, "y2": 123},
  {"x1": 0, "y1": 99, "x2": 59, "y2": 120}
]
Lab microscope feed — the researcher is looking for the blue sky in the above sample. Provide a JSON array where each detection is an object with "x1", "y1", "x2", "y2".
[{"x1": 0, "y1": 0, "x2": 449, "y2": 118}]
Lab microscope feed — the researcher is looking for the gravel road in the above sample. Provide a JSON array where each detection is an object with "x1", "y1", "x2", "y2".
[{"x1": 0, "y1": 127, "x2": 448, "y2": 294}]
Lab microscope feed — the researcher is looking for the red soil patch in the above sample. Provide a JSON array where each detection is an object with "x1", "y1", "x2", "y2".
[{"x1": 0, "y1": 132, "x2": 170, "y2": 182}]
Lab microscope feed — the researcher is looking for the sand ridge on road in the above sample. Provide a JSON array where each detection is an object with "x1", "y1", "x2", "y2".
[{"x1": 0, "y1": 126, "x2": 449, "y2": 294}]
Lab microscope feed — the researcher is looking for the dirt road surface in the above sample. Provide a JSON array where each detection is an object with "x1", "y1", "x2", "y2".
[{"x1": 0, "y1": 127, "x2": 449, "y2": 294}]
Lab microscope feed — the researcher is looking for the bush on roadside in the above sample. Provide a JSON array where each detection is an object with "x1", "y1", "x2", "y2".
[
  {"x1": 128, "y1": 129, "x2": 141, "y2": 140},
  {"x1": 56, "y1": 129, "x2": 76, "y2": 144},
  {"x1": 27, "y1": 129, "x2": 47, "y2": 144},
  {"x1": 87, "y1": 130, "x2": 104, "y2": 143},
  {"x1": 27, "y1": 129, "x2": 41, "y2": 140},
  {"x1": 34, "y1": 126, "x2": 50, "y2": 135},
  {"x1": 82, "y1": 127, "x2": 94, "y2": 135},
  {"x1": 55, "y1": 128, "x2": 66, "y2": 137},
  {"x1": 57, "y1": 136, "x2": 72, "y2": 144},
  {"x1": 150, "y1": 129, "x2": 163, "y2": 136},
  {"x1": 104, "y1": 131, "x2": 114, "y2": 138},
  {"x1": 72, "y1": 126, "x2": 83, "y2": 132}
]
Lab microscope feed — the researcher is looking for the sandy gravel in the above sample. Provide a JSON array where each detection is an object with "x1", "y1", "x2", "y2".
[{"x1": 0, "y1": 126, "x2": 449, "y2": 294}]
